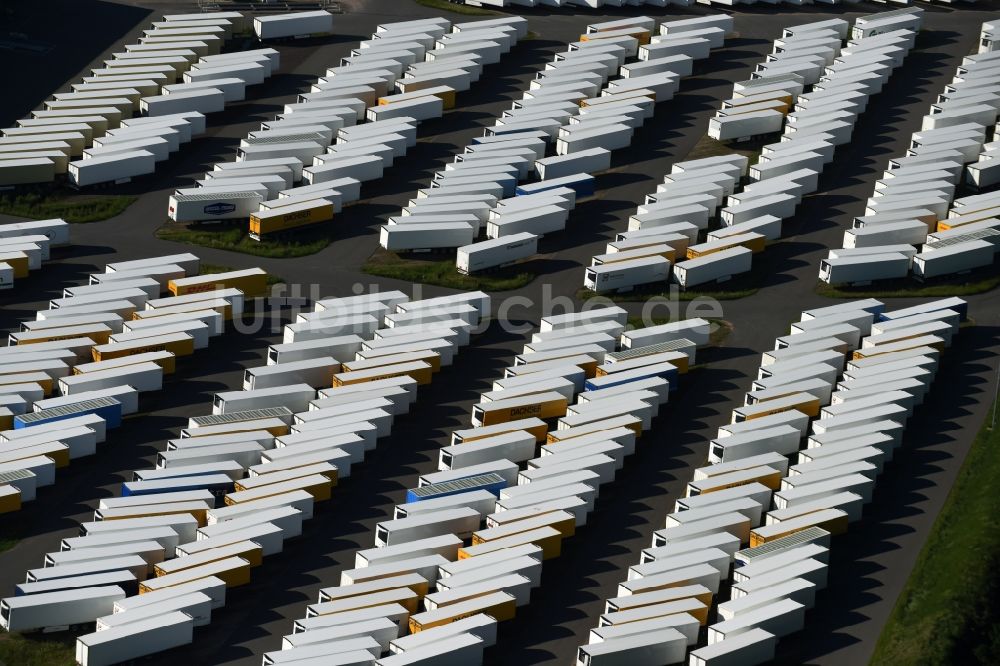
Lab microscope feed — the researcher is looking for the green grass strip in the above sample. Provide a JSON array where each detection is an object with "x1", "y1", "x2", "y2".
[
  {"x1": 871, "y1": 394, "x2": 1000, "y2": 665},
  {"x1": 0, "y1": 193, "x2": 136, "y2": 223}
]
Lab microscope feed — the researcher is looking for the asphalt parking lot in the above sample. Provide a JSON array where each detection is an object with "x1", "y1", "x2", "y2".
[{"x1": 0, "y1": 1, "x2": 998, "y2": 664}]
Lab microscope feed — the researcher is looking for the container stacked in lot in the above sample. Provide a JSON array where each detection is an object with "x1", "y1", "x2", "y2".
[
  {"x1": 822, "y1": 16, "x2": 1000, "y2": 285},
  {"x1": 573, "y1": 296, "x2": 963, "y2": 665},
  {"x1": 582, "y1": 150, "x2": 752, "y2": 292},
  {"x1": 0, "y1": 253, "x2": 263, "y2": 522},
  {"x1": 394, "y1": 15, "x2": 726, "y2": 264},
  {"x1": 0, "y1": 218, "x2": 71, "y2": 290},
  {"x1": 253, "y1": 11, "x2": 334, "y2": 41},
  {"x1": 0, "y1": 11, "x2": 283, "y2": 187},
  {"x1": 707, "y1": 18, "x2": 839, "y2": 143},
  {"x1": 2, "y1": 290, "x2": 482, "y2": 664},
  {"x1": 700, "y1": 12, "x2": 921, "y2": 289},
  {"x1": 0, "y1": 8, "x2": 248, "y2": 186},
  {"x1": 273, "y1": 308, "x2": 715, "y2": 664},
  {"x1": 175, "y1": 17, "x2": 527, "y2": 241}
]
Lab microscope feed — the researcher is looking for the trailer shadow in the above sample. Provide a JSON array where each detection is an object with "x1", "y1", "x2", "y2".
[
  {"x1": 488, "y1": 364, "x2": 748, "y2": 664},
  {"x1": 776, "y1": 326, "x2": 1000, "y2": 664}
]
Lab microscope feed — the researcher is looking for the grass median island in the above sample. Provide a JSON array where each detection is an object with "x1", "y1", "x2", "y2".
[
  {"x1": 413, "y1": 0, "x2": 502, "y2": 15},
  {"x1": 363, "y1": 249, "x2": 534, "y2": 291},
  {"x1": 156, "y1": 221, "x2": 330, "y2": 259},
  {"x1": 871, "y1": 395, "x2": 1000, "y2": 665},
  {"x1": 816, "y1": 272, "x2": 1000, "y2": 299},
  {"x1": 0, "y1": 192, "x2": 136, "y2": 223},
  {"x1": 0, "y1": 632, "x2": 76, "y2": 666}
]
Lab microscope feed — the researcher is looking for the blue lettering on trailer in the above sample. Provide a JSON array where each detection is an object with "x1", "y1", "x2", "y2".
[{"x1": 204, "y1": 203, "x2": 237, "y2": 216}]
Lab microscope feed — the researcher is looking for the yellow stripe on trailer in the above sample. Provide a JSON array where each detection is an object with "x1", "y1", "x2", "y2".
[
  {"x1": 225, "y1": 474, "x2": 333, "y2": 504},
  {"x1": 169, "y1": 268, "x2": 268, "y2": 298},
  {"x1": 249, "y1": 200, "x2": 332, "y2": 239},
  {"x1": 12, "y1": 324, "x2": 111, "y2": 346},
  {"x1": 140, "y1": 556, "x2": 252, "y2": 592},
  {"x1": 453, "y1": 419, "x2": 548, "y2": 445},
  {"x1": 459, "y1": 526, "x2": 564, "y2": 560},
  {"x1": 0, "y1": 252, "x2": 30, "y2": 278},
  {"x1": 749, "y1": 508, "x2": 849, "y2": 547},
  {"x1": 312, "y1": 587, "x2": 421, "y2": 616},
  {"x1": 154, "y1": 541, "x2": 263, "y2": 576},
  {"x1": 93, "y1": 334, "x2": 194, "y2": 362},
  {"x1": 186, "y1": 418, "x2": 290, "y2": 439},
  {"x1": 0, "y1": 372, "x2": 54, "y2": 396},
  {"x1": 472, "y1": 509, "x2": 576, "y2": 543},
  {"x1": 99, "y1": 502, "x2": 209, "y2": 527},
  {"x1": 688, "y1": 465, "x2": 783, "y2": 495},
  {"x1": 0, "y1": 442, "x2": 70, "y2": 468},
  {"x1": 687, "y1": 233, "x2": 766, "y2": 259},
  {"x1": 545, "y1": 415, "x2": 643, "y2": 443},
  {"x1": 332, "y1": 360, "x2": 434, "y2": 387},
  {"x1": 579, "y1": 27, "x2": 651, "y2": 45},
  {"x1": 408, "y1": 591, "x2": 516, "y2": 633},
  {"x1": 379, "y1": 86, "x2": 457, "y2": 109},
  {"x1": 473, "y1": 392, "x2": 568, "y2": 427}
]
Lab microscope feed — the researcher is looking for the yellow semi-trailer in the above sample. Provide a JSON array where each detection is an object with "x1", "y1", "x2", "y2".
[
  {"x1": 168, "y1": 267, "x2": 268, "y2": 298},
  {"x1": 732, "y1": 392, "x2": 821, "y2": 422},
  {"x1": 92, "y1": 332, "x2": 194, "y2": 362},
  {"x1": 408, "y1": 591, "x2": 516, "y2": 633},
  {"x1": 249, "y1": 199, "x2": 333, "y2": 240},
  {"x1": 332, "y1": 360, "x2": 434, "y2": 387},
  {"x1": 471, "y1": 391, "x2": 568, "y2": 427}
]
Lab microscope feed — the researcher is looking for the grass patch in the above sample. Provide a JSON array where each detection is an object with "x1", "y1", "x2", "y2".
[
  {"x1": 413, "y1": 0, "x2": 502, "y2": 15},
  {"x1": 156, "y1": 221, "x2": 330, "y2": 259},
  {"x1": 870, "y1": 394, "x2": 1000, "y2": 665},
  {"x1": 816, "y1": 273, "x2": 1000, "y2": 299},
  {"x1": 363, "y1": 249, "x2": 533, "y2": 291},
  {"x1": 0, "y1": 536, "x2": 18, "y2": 554},
  {"x1": 0, "y1": 192, "x2": 136, "y2": 223},
  {"x1": 682, "y1": 134, "x2": 764, "y2": 166},
  {"x1": 0, "y1": 631, "x2": 76, "y2": 666},
  {"x1": 202, "y1": 263, "x2": 285, "y2": 287}
]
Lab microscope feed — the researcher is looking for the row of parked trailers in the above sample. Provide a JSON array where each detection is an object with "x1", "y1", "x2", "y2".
[
  {"x1": 0, "y1": 11, "x2": 285, "y2": 187},
  {"x1": 581, "y1": 12, "x2": 926, "y2": 293},
  {"x1": 0, "y1": 289, "x2": 493, "y2": 665},
  {"x1": 267, "y1": 307, "x2": 713, "y2": 665},
  {"x1": 0, "y1": 219, "x2": 70, "y2": 290},
  {"x1": 820, "y1": 18, "x2": 1000, "y2": 286},
  {"x1": 169, "y1": 15, "x2": 527, "y2": 241},
  {"x1": 575, "y1": 296, "x2": 965, "y2": 665},
  {"x1": 378, "y1": 14, "x2": 729, "y2": 273},
  {"x1": 696, "y1": 11, "x2": 921, "y2": 289},
  {"x1": 0, "y1": 251, "x2": 266, "y2": 521}
]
